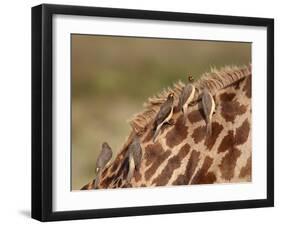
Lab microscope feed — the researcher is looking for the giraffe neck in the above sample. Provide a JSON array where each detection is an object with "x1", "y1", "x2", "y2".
[{"x1": 82, "y1": 65, "x2": 252, "y2": 190}]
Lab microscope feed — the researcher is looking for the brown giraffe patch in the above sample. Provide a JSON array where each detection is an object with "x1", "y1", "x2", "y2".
[
  {"x1": 144, "y1": 150, "x2": 171, "y2": 181},
  {"x1": 191, "y1": 126, "x2": 206, "y2": 144},
  {"x1": 143, "y1": 129, "x2": 154, "y2": 143},
  {"x1": 110, "y1": 161, "x2": 119, "y2": 173},
  {"x1": 221, "y1": 100, "x2": 247, "y2": 123},
  {"x1": 204, "y1": 122, "x2": 224, "y2": 150},
  {"x1": 179, "y1": 143, "x2": 191, "y2": 156},
  {"x1": 112, "y1": 156, "x2": 129, "y2": 180},
  {"x1": 218, "y1": 130, "x2": 235, "y2": 153},
  {"x1": 172, "y1": 150, "x2": 200, "y2": 185},
  {"x1": 134, "y1": 170, "x2": 142, "y2": 182},
  {"x1": 188, "y1": 109, "x2": 205, "y2": 123},
  {"x1": 166, "y1": 115, "x2": 188, "y2": 148},
  {"x1": 144, "y1": 143, "x2": 164, "y2": 166},
  {"x1": 235, "y1": 119, "x2": 250, "y2": 146},
  {"x1": 100, "y1": 173, "x2": 117, "y2": 188},
  {"x1": 110, "y1": 151, "x2": 127, "y2": 174},
  {"x1": 243, "y1": 75, "x2": 252, "y2": 98},
  {"x1": 152, "y1": 144, "x2": 190, "y2": 186},
  {"x1": 218, "y1": 119, "x2": 250, "y2": 151},
  {"x1": 172, "y1": 175, "x2": 186, "y2": 186},
  {"x1": 219, "y1": 147, "x2": 241, "y2": 180},
  {"x1": 239, "y1": 156, "x2": 252, "y2": 179},
  {"x1": 191, "y1": 156, "x2": 216, "y2": 184},
  {"x1": 220, "y1": 92, "x2": 236, "y2": 102}
]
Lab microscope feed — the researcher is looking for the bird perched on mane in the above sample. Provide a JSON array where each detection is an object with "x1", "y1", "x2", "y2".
[
  {"x1": 178, "y1": 83, "x2": 195, "y2": 123},
  {"x1": 94, "y1": 142, "x2": 113, "y2": 189},
  {"x1": 202, "y1": 88, "x2": 215, "y2": 137},
  {"x1": 126, "y1": 136, "x2": 142, "y2": 183},
  {"x1": 152, "y1": 92, "x2": 175, "y2": 143}
]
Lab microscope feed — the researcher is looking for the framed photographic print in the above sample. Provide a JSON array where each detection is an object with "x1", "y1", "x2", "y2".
[{"x1": 31, "y1": 4, "x2": 274, "y2": 221}]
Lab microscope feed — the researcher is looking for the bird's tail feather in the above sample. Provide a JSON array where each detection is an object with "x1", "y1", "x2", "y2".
[
  {"x1": 127, "y1": 154, "x2": 135, "y2": 183},
  {"x1": 183, "y1": 107, "x2": 188, "y2": 123},
  {"x1": 94, "y1": 171, "x2": 102, "y2": 189},
  {"x1": 152, "y1": 128, "x2": 161, "y2": 143},
  {"x1": 206, "y1": 122, "x2": 212, "y2": 137}
]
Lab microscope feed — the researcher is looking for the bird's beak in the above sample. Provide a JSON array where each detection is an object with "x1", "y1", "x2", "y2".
[{"x1": 96, "y1": 168, "x2": 100, "y2": 174}]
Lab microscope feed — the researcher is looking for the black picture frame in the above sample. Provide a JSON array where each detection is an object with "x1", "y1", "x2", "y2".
[{"x1": 32, "y1": 3, "x2": 274, "y2": 222}]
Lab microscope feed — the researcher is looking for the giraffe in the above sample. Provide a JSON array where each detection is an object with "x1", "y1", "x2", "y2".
[{"x1": 81, "y1": 64, "x2": 252, "y2": 190}]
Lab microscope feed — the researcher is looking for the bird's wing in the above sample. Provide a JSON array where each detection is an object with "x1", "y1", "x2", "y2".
[
  {"x1": 104, "y1": 147, "x2": 113, "y2": 162},
  {"x1": 179, "y1": 85, "x2": 194, "y2": 108},
  {"x1": 155, "y1": 103, "x2": 172, "y2": 126},
  {"x1": 133, "y1": 145, "x2": 142, "y2": 169},
  {"x1": 96, "y1": 147, "x2": 113, "y2": 168},
  {"x1": 96, "y1": 154, "x2": 104, "y2": 169},
  {"x1": 202, "y1": 93, "x2": 213, "y2": 116}
]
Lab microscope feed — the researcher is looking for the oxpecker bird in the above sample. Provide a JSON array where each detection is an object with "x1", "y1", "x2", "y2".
[
  {"x1": 178, "y1": 83, "x2": 195, "y2": 123},
  {"x1": 202, "y1": 88, "x2": 215, "y2": 137},
  {"x1": 94, "y1": 142, "x2": 113, "y2": 189},
  {"x1": 152, "y1": 92, "x2": 175, "y2": 143},
  {"x1": 126, "y1": 136, "x2": 142, "y2": 183},
  {"x1": 188, "y1": 75, "x2": 194, "y2": 83}
]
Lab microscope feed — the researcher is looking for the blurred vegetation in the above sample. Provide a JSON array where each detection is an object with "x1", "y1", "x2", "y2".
[{"x1": 71, "y1": 34, "x2": 251, "y2": 190}]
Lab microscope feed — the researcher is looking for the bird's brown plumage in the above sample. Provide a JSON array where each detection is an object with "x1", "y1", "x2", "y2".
[
  {"x1": 202, "y1": 88, "x2": 215, "y2": 136},
  {"x1": 94, "y1": 142, "x2": 113, "y2": 188},
  {"x1": 178, "y1": 84, "x2": 195, "y2": 122},
  {"x1": 126, "y1": 136, "x2": 142, "y2": 182},
  {"x1": 152, "y1": 93, "x2": 174, "y2": 142}
]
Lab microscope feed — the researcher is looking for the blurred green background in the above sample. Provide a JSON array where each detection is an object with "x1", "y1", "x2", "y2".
[{"x1": 71, "y1": 34, "x2": 251, "y2": 190}]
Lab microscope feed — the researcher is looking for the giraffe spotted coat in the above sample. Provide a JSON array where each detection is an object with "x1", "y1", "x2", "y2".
[{"x1": 82, "y1": 65, "x2": 252, "y2": 190}]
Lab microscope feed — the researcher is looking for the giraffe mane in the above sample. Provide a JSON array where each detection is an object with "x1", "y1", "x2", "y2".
[{"x1": 129, "y1": 64, "x2": 251, "y2": 135}]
